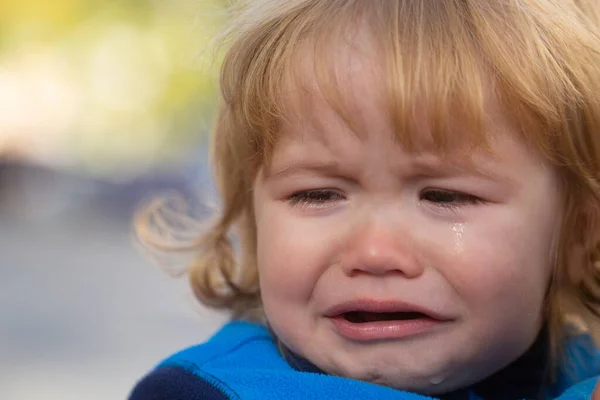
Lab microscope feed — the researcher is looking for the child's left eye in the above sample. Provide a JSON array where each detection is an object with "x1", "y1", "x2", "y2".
[
  {"x1": 287, "y1": 189, "x2": 345, "y2": 207},
  {"x1": 420, "y1": 189, "x2": 483, "y2": 208}
]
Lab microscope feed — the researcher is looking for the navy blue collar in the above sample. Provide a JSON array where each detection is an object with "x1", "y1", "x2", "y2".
[{"x1": 278, "y1": 329, "x2": 549, "y2": 400}]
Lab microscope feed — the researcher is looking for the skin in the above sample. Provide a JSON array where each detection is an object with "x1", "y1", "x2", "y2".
[{"x1": 251, "y1": 41, "x2": 565, "y2": 394}]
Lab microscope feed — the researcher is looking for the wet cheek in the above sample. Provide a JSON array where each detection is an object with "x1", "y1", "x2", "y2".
[{"x1": 443, "y1": 226, "x2": 548, "y2": 310}]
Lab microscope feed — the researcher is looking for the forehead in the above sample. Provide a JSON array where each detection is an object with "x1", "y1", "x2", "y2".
[
  {"x1": 266, "y1": 42, "x2": 547, "y2": 185},
  {"x1": 224, "y1": 0, "x2": 588, "y2": 191},
  {"x1": 279, "y1": 31, "x2": 379, "y2": 126},
  {"x1": 270, "y1": 118, "x2": 531, "y2": 185},
  {"x1": 272, "y1": 29, "x2": 518, "y2": 167},
  {"x1": 276, "y1": 38, "x2": 521, "y2": 167}
]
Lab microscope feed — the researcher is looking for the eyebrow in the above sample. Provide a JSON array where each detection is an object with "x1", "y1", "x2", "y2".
[
  {"x1": 410, "y1": 156, "x2": 513, "y2": 183},
  {"x1": 266, "y1": 154, "x2": 514, "y2": 184},
  {"x1": 267, "y1": 160, "x2": 342, "y2": 179}
]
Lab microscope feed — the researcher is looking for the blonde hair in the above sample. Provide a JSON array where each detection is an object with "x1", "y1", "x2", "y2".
[{"x1": 136, "y1": 0, "x2": 600, "y2": 372}]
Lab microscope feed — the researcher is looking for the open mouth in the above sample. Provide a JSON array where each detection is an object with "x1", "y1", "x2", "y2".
[
  {"x1": 326, "y1": 302, "x2": 449, "y2": 340},
  {"x1": 343, "y1": 311, "x2": 429, "y2": 323}
]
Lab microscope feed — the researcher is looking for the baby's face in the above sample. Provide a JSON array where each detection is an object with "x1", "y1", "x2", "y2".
[{"x1": 252, "y1": 55, "x2": 562, "y2": 394}]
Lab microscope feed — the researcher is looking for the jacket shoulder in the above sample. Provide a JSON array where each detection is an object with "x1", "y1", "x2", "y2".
[
  {"x1": 128, "y1": 321, "x2": 272, "y2": 400},
  {"x1": 128, "y1": 365, "x2": 234, "y2": 400},
  {"x1": 552, "y1": 331, "x2": 600, "y2": 398}
]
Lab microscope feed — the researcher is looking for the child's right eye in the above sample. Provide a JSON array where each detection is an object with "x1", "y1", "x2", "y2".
[{"x1": 287, "y1": 189, "x2": 345, "y2": 208}]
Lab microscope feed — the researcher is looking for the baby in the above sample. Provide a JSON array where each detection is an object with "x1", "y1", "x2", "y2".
[{"x1": 129, "y1": 0, "x2": 600, "y2": 399}]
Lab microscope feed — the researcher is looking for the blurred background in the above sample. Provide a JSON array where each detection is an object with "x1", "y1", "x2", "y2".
[{"x1": 0, "y1": 1, "x2": 229, "y2": 399}]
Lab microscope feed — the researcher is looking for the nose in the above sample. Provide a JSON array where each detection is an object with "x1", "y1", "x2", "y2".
[{"x1": 340, "y1": 221, "x2": 424, "y2": 279}]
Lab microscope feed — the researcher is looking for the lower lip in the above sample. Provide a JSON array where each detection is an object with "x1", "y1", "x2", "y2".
[{"x1": 329, "y1": 316, "x2": 444, "y2": 341}]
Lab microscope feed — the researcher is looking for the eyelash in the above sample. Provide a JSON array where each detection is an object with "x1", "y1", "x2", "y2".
[
  {"x1": 420, "y1": 189, "x2": 484, "y2": 209},
  {"x1": 286, "y1": 189, "x2": 484, "y2": 210},
  {"x1": 287, "y1": 189, "x2": 344, "y2": 207}
]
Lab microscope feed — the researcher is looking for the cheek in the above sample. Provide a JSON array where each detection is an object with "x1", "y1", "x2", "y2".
[
  {"x1": 255, "y1": 206, "x2": 333, "y2": 307},
  {"x1": 441, "y1": 218, "x2": 554, "y2": 317}
]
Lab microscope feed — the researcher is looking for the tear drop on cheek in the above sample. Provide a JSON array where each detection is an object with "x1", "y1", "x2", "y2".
[
  {"x1": 429, "y1": 375, "x2": 445, "y2": 385},
  {"x1": 452, "y1": 223, "x2": 465, "y2": 255}
]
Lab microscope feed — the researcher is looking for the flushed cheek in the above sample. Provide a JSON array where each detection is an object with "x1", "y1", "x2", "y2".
[
  {"x1": 256, "y1": 211, "x2": 338, "y2": 307},
  {"x1": 430, "y1": 226, "x2": 549, "y2": 367},
  {"x1": 441, "y1": 225, "x2": 550, "y2": 318},
  {"x1": 255, "y1": 215, "x2": 337, "y2": 352}
]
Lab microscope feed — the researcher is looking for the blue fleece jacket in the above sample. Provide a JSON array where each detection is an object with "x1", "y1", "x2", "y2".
[{"x1": 129, "y1": 321, "x2": 600, "y2": 400}]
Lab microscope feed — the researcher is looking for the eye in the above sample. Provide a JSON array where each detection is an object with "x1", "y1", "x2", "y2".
[
  {"x1": 420, "y1": 189, "x2": 483, "y2": 209},
  {"x1": 287, "y1": 189, "x2": 345, "y2": 208}
]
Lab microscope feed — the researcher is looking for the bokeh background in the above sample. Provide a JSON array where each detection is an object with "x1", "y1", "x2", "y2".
[{"x1": 0, "y1": 1, "x2": 229, "y2": 398}]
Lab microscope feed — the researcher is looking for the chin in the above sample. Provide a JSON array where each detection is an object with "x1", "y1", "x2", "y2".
[
  {"x1": 387, "y1": 377, "x2": 465, "y2": 396},
  {"x1": 349, "y1": 365, "x2": 468, "y2": 396}
]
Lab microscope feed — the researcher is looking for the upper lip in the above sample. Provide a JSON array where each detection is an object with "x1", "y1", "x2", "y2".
[{"x1": 323, "y1": 299, "x2": 453, "y2": 321}]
